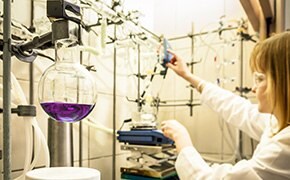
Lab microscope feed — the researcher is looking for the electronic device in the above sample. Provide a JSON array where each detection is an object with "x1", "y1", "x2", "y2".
[
  {"x1": 161, "y1": 38, "x2": 173, "y2": 68},
  {"x1": 117, "y1": 129, "x2": 174, "y2": 145}
]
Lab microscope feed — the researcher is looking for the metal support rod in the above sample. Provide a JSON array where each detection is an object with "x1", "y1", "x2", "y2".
[
  {"x1": 30, "y1": 0, "x2": 35, "y2": 32},
  {"x1": 70, "y1": 123, "x2": 74, "y2": 166},
  {"x1": 168, "y1": 26, "x2": 238, "y2": 41},
  {"x1": 29, "y1": 64, "x2": 34, "y2": 104},
  {"x1": 112, "y1": 25, "x2": 117, "y2": 180},
  {"x1": 137, "y1": 45, "x2": 141, "y2": 112},
  {"x1": 189, "y1": 23, "x2": 194, "y2": 116},
  {"x1": 78, "y1": 24, "x2": 83, "y2": 167},
  {"x1": 79, "y1": 119, "x2": 83, "y2": 167},
  {"x1": 3, "y1": 0, "x2": 12, "y2": 179},
  {"x1": 159, "y1": 99, "x2": 200, "y2": 102},
  {"x1": 29, "y1": 60, "x2": 35, "y2": 166},
  {"x1": 158, "y1": 103, "x2": 201, "y2": 107},
  {"x1": 29, "y1": 0, "x2": 34, "y2": 105},
  {"x1": 237, "y1": 37, "x2": 244, "y2": 161},
  {"x1": 140, "y1": 26, "x2": 161, "y2": 41}
]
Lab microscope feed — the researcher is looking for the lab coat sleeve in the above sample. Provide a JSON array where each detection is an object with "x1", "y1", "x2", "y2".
[
  {"x1": 176, "y1": 129, "x2": 290, "y2": 180},
  {"x1": 175, "y1": 146, "x2": 262, "y2": 180},
  {"x1": 200, "y1": 83, "x2": 269, "y2": 141}
]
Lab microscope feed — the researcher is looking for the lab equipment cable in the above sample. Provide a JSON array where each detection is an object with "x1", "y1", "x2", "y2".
[
  {"x1": 0, "y1": 71, "x2": 50, "y2": 180},
  {"x1": 34, "y1": 51, "x2": 54, "y2": 62},
  {"x1": 79, "y1": 45, "x2": 102, "y2": 56},
  {"x1": 82, "y1": 118, "x2": 116, "y2": 135},
  {"x1": 11, "y1": 57, "x2": 52, "y2": 174},
  {"x1": 198, "y1": 22, "x2": 221, "y2": 64},
  {"x1": 118, "y1": 118, "x2": 132, "y2": 131},
  {"x1": 91, "y1": 38, "x2": 160, "y2": 83},
  {"x1": 10, "y1": 72, "x2": 50, "y2": 180},
  {"x1": 101, "y1": 17, "x2": 107, "y2": 50},
  {"x1": 197, "y1": 19, "x2": 241, "y2": 86}
]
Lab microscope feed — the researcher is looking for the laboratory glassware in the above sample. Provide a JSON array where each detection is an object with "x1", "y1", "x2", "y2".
[{"x1": 38, "y1": 38, "x2": 97, "y2": 123}]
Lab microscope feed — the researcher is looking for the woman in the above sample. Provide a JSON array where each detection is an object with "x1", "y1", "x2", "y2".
[{"x1": 161, "y1": 32, "x2": 290, "y2": 179}]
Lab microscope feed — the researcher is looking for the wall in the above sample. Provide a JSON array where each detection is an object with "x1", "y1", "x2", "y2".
[
  {"x1": 0, "y1": 0, "x2": 258, "y2": 179},
  {"x1": 286, "y1": 0, "x2": 290, "y2": 30}
]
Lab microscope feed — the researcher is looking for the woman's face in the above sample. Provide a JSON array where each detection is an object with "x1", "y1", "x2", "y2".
[{"x1": 252, "y1": 72, "x2": 272, "y2": 113}]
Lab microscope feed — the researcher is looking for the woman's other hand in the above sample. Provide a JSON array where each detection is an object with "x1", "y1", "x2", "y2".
[{"x1": 161, "y1": 120, "x2": 193, "y2": 153}]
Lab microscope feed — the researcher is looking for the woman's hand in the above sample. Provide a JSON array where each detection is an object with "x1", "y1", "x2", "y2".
[
  {"x1": 161, "y1": 120, "x2": 193, "y2": 153},
  {"x1": 166, "y1": 50, "x2": 192, "y2": 80},
  {"x1": 166, "y1": 50, "x2": 206, "y2": 92}
]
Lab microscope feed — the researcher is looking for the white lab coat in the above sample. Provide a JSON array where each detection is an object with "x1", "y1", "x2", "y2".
[{"x1": 175, "y1": 83, "x2": 290, "y2": 180}]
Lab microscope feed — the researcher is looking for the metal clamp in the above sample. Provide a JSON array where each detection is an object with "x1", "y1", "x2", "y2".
[{"x1": 10, "y1": 105, "x2": 36, "y2": 117}]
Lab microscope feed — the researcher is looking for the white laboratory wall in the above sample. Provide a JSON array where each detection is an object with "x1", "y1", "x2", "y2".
[
  {"x1": 0, "y1": 0, "x2": 259, "y2": 179},
  {"x1": 153, "y1": 0, "x2": 246, "y2": 36}
]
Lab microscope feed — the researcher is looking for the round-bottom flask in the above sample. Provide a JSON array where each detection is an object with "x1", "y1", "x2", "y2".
[{"x1": 38, "y1": 38, "x2": 97, "y2": 123}]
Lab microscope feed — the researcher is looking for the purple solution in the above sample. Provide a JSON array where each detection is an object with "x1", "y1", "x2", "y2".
[{"x1": 40, "y1": 102, "x2": 95, "y2": 123}]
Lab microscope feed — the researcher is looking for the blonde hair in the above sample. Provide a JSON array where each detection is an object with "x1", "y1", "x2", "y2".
[{"x1": 250, "y1": 32, "x2": 290, "y2": 132}]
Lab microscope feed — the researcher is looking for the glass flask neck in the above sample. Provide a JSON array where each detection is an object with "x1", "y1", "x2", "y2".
[{"x1": 55, "y1": 38, "x2": 80, "y2": 63}]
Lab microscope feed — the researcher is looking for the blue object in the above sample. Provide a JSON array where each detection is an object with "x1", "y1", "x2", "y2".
[
  {"x1": 161, "y1": 38, "x2": 173, "y2": 68},
  {"x1": 117, "y1": 129, "x2": 174, "y2": 145},
  {"x1": 121, "y1": 173, "x2": 179, "y2": 180}
]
